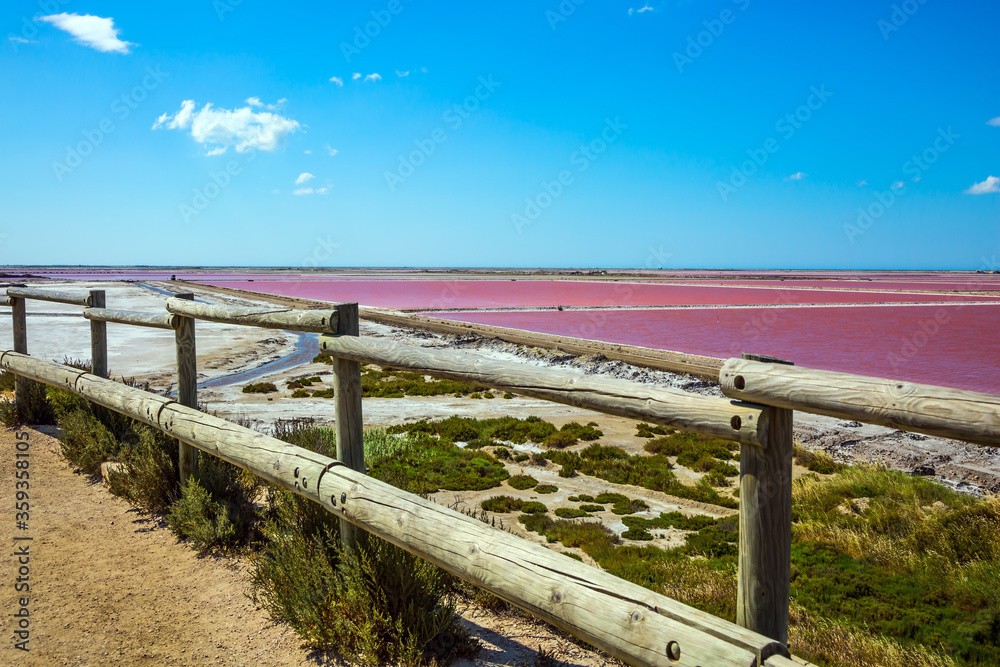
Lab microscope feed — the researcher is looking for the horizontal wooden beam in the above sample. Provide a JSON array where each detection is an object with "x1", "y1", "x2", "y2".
[
  {"x1": 83, "y1": 307, "x2": 178, "y2": 330},
  {"x1": 0, "y1": 349, "x2": 793, "y2": 667},
  {"x1": 720, "y1": 358, "x2": 1000, "y2": 447},
  {"x1": 7, "y1": 286, "x2": 92, "y2": 306},
  {"x1": 0, "y1": 296, "x2": 10, "y2": 307},
  {"x1": 319, "y1": 335, "x2": 767, "y2": 447},
  {"x1": 165, "y1": 297, "x2": 340, "y2": 333}
]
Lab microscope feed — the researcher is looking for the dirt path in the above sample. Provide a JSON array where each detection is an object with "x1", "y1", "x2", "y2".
[{"x1": 0, "y1": 426, "x2": 326, "y2": 667}]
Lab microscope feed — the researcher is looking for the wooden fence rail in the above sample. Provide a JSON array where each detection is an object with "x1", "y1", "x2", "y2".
[
  {"x1": 0, "y1": 349, "x2": 794, "y2": 667},
  {"x1": 83, "y1": 307, "x2": 179, "y2": 330},
  {"x1": 317, "y1": 334, "x2": 770, "y2": 448},
  {"x1": 720, "y1": 357, "x2": 1000, "y2": 447}
]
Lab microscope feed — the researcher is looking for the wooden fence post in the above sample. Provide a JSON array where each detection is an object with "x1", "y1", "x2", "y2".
[
  {"x1": 737, "y1": 353, "x2": 794, "y2": 646},
  {"x1": 174, "y1": 293, "x2": 199, "y2": 485},
  {"x1": 11, "y1": 297, "x2": 28, "y2": 414},
  {"x1": 333, "y1": 302, "x2": 364, "y2": 549},
  {"x1": 89, "y1": 289, "x2": 108, "y2": 378}
]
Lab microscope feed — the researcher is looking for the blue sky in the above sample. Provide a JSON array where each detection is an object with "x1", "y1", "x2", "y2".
[{"x1": 1, "y1": 0, "x2": 998, "y2": 269}]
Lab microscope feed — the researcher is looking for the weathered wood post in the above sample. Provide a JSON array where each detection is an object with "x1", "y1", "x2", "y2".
[
  {"x1": 11, "y1": 296, "x2": 29, "y2": 414},
  {"x1": 89, "y1": 289, "x2": 108, "y2": 378},
  {"x1": 736, "y1": 353, "x2": 794, "y2": 646},
  {"x1": 332, "y1": 302, "x2": 364, "y2": 549},
  {"x1": 174, "y1": 293, "x2": 199, "y2": 485}
]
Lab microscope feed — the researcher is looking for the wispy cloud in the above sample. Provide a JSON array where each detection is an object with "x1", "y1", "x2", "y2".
[
  {"x1": 364, "y1": 73, "x2": 382, "y2": 82},
  {"x1": 153, "y1": 99, "x2": 301, "y2": 155},
  {"x1": 628, "y1": 5, "x2": 654, "y2": 15},
  {"x1": 326, "y1": 145, "x2": 338, "y2": 157},
  {"x1": 352, "y1": 73, "x2": 362, "y2": 80},
  {"x1": 8, "y1": 36, "x2": 36, "y2": 45},
  {"x1": 40, "y1": 13, "x2": 133, "y2": 53},
  {"x1": 396, "y1": 70, "x2": 410, "y2": 77},
  {"x1": 295, "y1": 172, "x2": 314, "y2": 185},
  {"x1": 293, "y1": 186, "x2": 330, "y2": 196},
  {"x1": 246, "y1": 96, "x2": 263, "y2": 107},
  {"x1": 329, "y1": 76, "x2": 344, "y2": 86},
  {"x1": 785, "y1": 172, "x2": 807, "y2": 181},
  {"x1": 989, "y1": 117, "x2": 1000, "y2": 127},
  {"x1": 965, "y1": 176, "x2": 1000, "y2": 195}
]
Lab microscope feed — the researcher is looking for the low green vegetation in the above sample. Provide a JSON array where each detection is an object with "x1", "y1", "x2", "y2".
[
  {"x1": 312, "y1": 357, "x2": 481, "y2": 398},
  {"x1": 535, "y1": 483, "x2": 558, "y2": 494},
  {"x1": 543, "y1": 443, "x2": 738, "y2": 509},
  {"x1": 554, "y1": 507, "x2": 590, "y2": 519},
  {"x1": 635, "y1": 422, "x2": 668, "y2": 438},
  {"x1": 386, "y1": 415, "x2": 602, "y2": 449},
  {"x1": 365, "y1": 432, "x2": 509, "y2": 494},
  {"x1": 592, "y1": 492, "x2": 649, "y2": 515},
  {"x1": 793, "y1": 444, "x2": 844, "y2": 475},
  {"x1": 507, "y1": 474, "x2": 538, "y2": 490},
  {"x1": 480, "y1": 495, "x2": 525, "y2": 513},
  {"x1": 242, "y1": 381, "x2": 278, "y2": 394}
]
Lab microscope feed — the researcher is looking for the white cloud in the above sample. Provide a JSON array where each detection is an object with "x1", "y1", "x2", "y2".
[
  {"x1": 293, "y1": 188, "x2": 314, "y2": 196},
  {"x1": 396, "y1": 70, "x2": 410, "y2": 77},
  {"x1": 364, "y1": 73, "x2": 382, "y2": 82},
  {"x1": 629, "y1": 5, "x2": 654, "y2": 15},
  {"x1": 205, "y1": 146, "x2": 228, "y2": 157},
  {"x1": 40, "y1": 13, "x2": 133, "y2": 53},
  {"x1": 785, "y1": 172, "x2": 807, "y2": 181},
  {"x1": 304, "y1": 149, "x2": 311, "y2": 154},
  {"x1": 352, "y1": 73, "x2": 362, "y2": 80},
  {"x1": 246, "y1": 96, "x2": 263, "y2": 107},
  {"x1": 965, "y1": 176, "x2": 1000, "y2": 195},
  {"x1": 295, "y1": 172, "x2": 315, "y2": 185},
  {"x1": 153, "y1": 99, "x2": 301, "y2": 155},
  {"x1": 326, "y1": 145, "x2": 338, "y2": 157},
  {"x1": 329, "y1": 76, "x2": 344, "y2": 86},
  {"x1": 8, "y1": 36, "x2": 36, "y2": 45},
  {"x1": 987, "y1": 117, "x2": 1000, "y2": 127},
  {"x1": 316, "y1": 186, "x2": 330, "y2": 194}
]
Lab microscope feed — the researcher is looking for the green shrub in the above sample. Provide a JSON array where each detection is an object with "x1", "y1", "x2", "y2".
[
  {"x1": 535, "y1": 484, "x2": 558, "y2": 494},
  {"x1": 555, "y1": 508, "x2": 589, "y2": 519},
  {"x1": 367, "y1": 433, "x2": 508, "y2": 494},
  {"x1": 507, "y1": 474, "x2": 538, "y2": 490},
  {"x1": 291, "y1": 389, "x2": 311, "y2": 398},
  {"x1": 106, "y1": 426, "x2": 180, "y2": 513},
  {"x1": 312, "y1": 353, "x2": 334, "y2": 364},
  {"x1": 167, "y1": 455, "x2": 264, "y2": 554},
  {"x1": 0, "y1": 370, "x2": 16, "y2": 392},
  {"x1": 569, "y1": 494, "x2": 595, "y2": 503},
  {"x1": 793, "y1": 445, "x2": 844, "y2": 475},
  {"x1": 242, "y1": 382, "x2": 277, "y2": 394},
  {"x1": 5, "y1": 379, "x2": 56, "y2": 426},
  {"x1": 579, "y1": 504, "x2": 604, "y2": 512},
  {"x1": 481, "y1": 495, "x2": 524, "y2": 513},
  {"x1": 514, "y1": 453, "x2": 530, "y2": 462},
  {"x1": 635, "y1": 422, "x2": 668, "y2": 438},
  {"x1": 520, "y1": 501, "x2": 548, "y2": 514},
  {"x1": 388, "y1": 415, "x2": 559, "y2": 446},
  {"x1": 56, "y1": 407, "x2": 122, "y2": 475}
]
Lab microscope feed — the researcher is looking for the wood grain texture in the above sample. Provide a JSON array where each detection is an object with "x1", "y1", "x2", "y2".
[
  {"x1": 6, "y1": 286, "x2": 92, "y2": 306},
  {"x1": 0, "y1": 349, "x2": 798, "y2": 667},
  {"x1": 89, "y1": 290, "x2": 108, "y2": 378},
  {"x1": 319, "y1": 335, "x2": 767, "y2": 448},
  {"x1": 165, "y1": 297, "x2": 339, "y2": 333},
  {"x1": 720, "y1": 357, "x2": 1000, "y2": 447},
  {"x1": 10, "y1": 297, "x2": 28, "y2": 410},
  {"x1": 0, "y1": 296, "x2": 10, "y2": 307},
  {"x1": 83, "y1": 307, "x2": 178, "y2": 330},
  {"x1": 173, "y1": 293, "x2": 199, "y2": 485},
  {"x1": 332, "y1": 303, "x2": 364, "y2": 549},
  {"x1": 737, "y1": 404, "x2": 793, "y2": 645}
]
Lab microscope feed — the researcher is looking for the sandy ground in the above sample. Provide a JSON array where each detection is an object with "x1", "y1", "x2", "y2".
[{"x1": 0, "y1": 426, "x2": 623, "y2": 667}]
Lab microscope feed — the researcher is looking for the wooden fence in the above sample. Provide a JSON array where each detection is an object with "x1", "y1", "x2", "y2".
[{"x1": 3, "y1": 285, "x2": 998, "y2": 666}]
